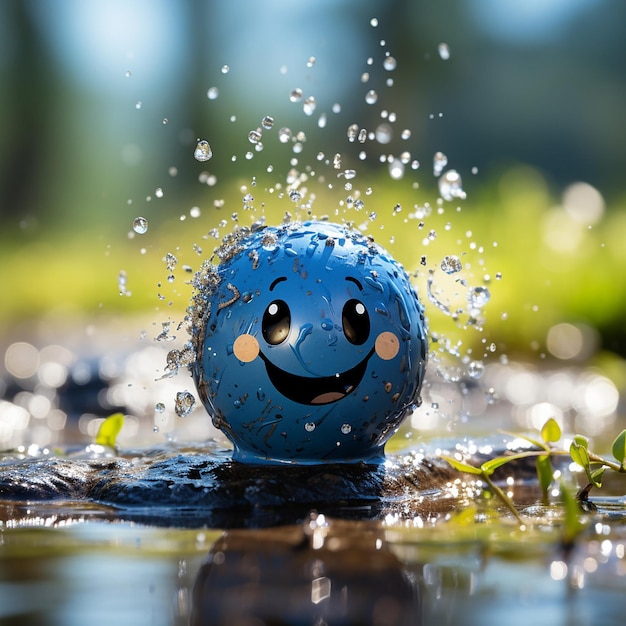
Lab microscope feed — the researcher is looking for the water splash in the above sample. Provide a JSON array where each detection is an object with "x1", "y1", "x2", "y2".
[
  {"x1": 441, "y1": 255, "x2": 462, "y2": 274},
  {"x1": 130, "y1": 15, "x2": 507, "y2": 437},
  {"x1": 468, "y1": 286, "x2": 490, "y2": 309}
]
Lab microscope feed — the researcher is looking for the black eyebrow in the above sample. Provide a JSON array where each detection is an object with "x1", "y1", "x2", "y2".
[
  {"x1": 269, "y1": 276, "x2": 288, "y2": 291},
  {"x1": 345, "y1": 277, "x2": 363, "y2": 291}
]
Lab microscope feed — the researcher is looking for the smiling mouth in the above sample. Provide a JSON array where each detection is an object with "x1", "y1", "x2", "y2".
[{"x1": 258, "y1": 347, "x2": 375, "y2": 405}]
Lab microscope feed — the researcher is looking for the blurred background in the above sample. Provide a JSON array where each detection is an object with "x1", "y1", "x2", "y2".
[{"x1": 0, "y1": 0, "x2": 625, "y2": 450}]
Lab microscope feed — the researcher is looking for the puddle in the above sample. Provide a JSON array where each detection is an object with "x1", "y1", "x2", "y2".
[{"x1": 2, "y1": 495, "x2": 626, "y2": 626}]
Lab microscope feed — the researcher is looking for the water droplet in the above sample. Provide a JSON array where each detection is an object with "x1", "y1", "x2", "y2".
[
  {"x1": 289, "y1": 88, "x2": 303, "y2": 102},
  {"x1": 438, "y1": 43, "x2": 450, "y2": 60},
  {"x1": 303, "y1": 96, "x2": 316, "y2": 116},
  {"x1": 370, "y1": 17, "x2": 379, "y2": 27},
  {"x1": 347, "y1": 123, "x2": 359, "y2": 141},
  {"x1": 194, "y1": 140, "x2": 212, "y2": 162},
  {"x1": 118, "y1": 270, "x2": 130, "y2": 296},
  {"x1": 365, "y1": 89, "x2": 378, "y2": 105},
  {"x1": 438, "y1": 169, "x2": 466, "y2": 201},
  {"x1": 333, "y1": 153, "x2": 342, "y2": 169},
  {"x1": 125, "y1": 70, "x2": 132, "y2": 78},
  {"x1": 358, "y1": 129, "x2": 368, "y2": 143},
  {"x1": 441, "y1": 255, "x2": 462, "y2": 274},
  {"x1": 388, "y1": 158, "x2": 405, "y2": 180},
  {"x1": 468, "y1": 286, "x2": 490, "y2": 308},
  {"x1": 165, "y1": 252, "x2": 178, "y2": 272},
  {"x1": 401, "y1": 129, "x2": 411, "y2": 140},
  {"x1": 261, "y1": 115, "x2": 274, "y2": 130},
  {"x1": 307, "y1": 56, "x2": 316, "y2": 68},
  {"x1": 190, "y1": 206, "x2": 201, "y2": 218},
  {"x1": 468, "y1": 360, "x2": 484, "y2": 380},
  {"x1": 135, "y1": 101, "x2": 142, "y2": 110},
  {"x1": 383, "y1": 56, "x2": 397, "y2": 71},
  {"x1": 304, "y1": 422, "x2": 316, "y2": 432},
  {"x1": 132, "y1": 216, "x2": 148, "y2": 234},
  {"x1": 261, "y1": 232, "x2": 279, "y2": 251},
  {"x1": 175, "y1": 391, "x2": 196, "y2": 418},
  {"x1": 162, "y1": 118, "x2": 168, "y2": 125},
  {"x1": 155, "y1": 402, "x2": 165, "y2": 413},
  {"x1": 289, "y1": 189, "x2": 301, "y2": 203},
  {"x1": 278, "y1": 127, "x2": 292, "y2": 143},
  {"x1": 375, "y1": 123, "x2": 392, "y2": 144},
  {"x1": 248, "y1": 129, "x2": 262, "y2": 144},
  {"x1": 221, "y1": 64, "x2": 230, "y2": 74},
  {"x1": 433, "y1": 151, "x2": 448, "y2": 176},
  {"x1": 155, "y1": 187, "x2": 164, "y2": 199},
  {"x1": 341, "y1": 423, "x2": 352, "y2": 434},
  {"x1": 207, "y1": 86, "x2": 219, "y2": 100},
  {"x1": 343, "y1": 169, "x2": 356, "y2": 180}
]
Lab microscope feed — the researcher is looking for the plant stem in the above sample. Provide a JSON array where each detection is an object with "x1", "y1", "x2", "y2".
[
  {"x1": 587, "y1": 452, "x2": 622, "y2": 473},
  {"x1": 481, "y1": 471, "x2": 525, "y2": 526}
]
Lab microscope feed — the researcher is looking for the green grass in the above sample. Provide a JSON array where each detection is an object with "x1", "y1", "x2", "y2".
[{"x1": 2, "y1": 165, "x2": 625, "y2": 368}]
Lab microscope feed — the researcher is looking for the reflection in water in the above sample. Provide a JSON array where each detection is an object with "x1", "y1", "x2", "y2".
[
  {"x1": 191, "y1": 515, "x2": 421, "y2": 626},
  {"x1": 2, "y1": 503, "x2": 626, "y2": 625}
]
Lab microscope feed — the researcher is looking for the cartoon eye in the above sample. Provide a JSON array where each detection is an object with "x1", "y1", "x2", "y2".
[
  {"x1": 342, "y1": 299, "x2": 370, "y2": 345},
  {"x1": 262, "y1": 300, "x2": 291, "y2": 345}
]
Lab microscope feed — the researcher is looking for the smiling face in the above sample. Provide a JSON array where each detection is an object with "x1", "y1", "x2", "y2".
[{"x1": 191, "y1": 221, "x2": 427, "y2": 465}]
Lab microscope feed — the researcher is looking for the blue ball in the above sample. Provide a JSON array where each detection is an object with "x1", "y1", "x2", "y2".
[{"x1": 191, "y1": 221, "x2": 427, "y2": 464}]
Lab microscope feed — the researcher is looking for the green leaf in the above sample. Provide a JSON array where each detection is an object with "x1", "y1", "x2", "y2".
[
  {"x1": 573, "y1": 434, "x2": 589, "y2": 449},
  {"x1": 536, "y1": 454, "x2": 553, "y2": 495},
  {"x1": 590, "y1": 466, "x2": 606, "y2": 488},
  {"x1": 480, "y1": 455, "x2": 517, "y2": 476},
  {"x1": 541, "y1": 418, "x2": 561, "y2": 444},
  {"x1": 611, "y1": 429, "x2": 626, "y2": 469},
  {"x1": 441, "y1": 456, "x2": 483, "y2": 475},
  {"x1": 95, "y1": 412, "x2": 125, "y2": 448},
  {"x1": 570, "y1": 440, "x2": 590, "y2": 471},
  {"x1": 570, "y1": 440, "x2": 605, "y2": 487},
  {"x1": 479, "y1": 450, "x2": 544, "y2": 476}
]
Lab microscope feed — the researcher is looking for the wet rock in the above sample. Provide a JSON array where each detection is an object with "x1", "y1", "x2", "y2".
[{"x1": 0, "y1": 444, "x2": 460, "y2": 528}]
